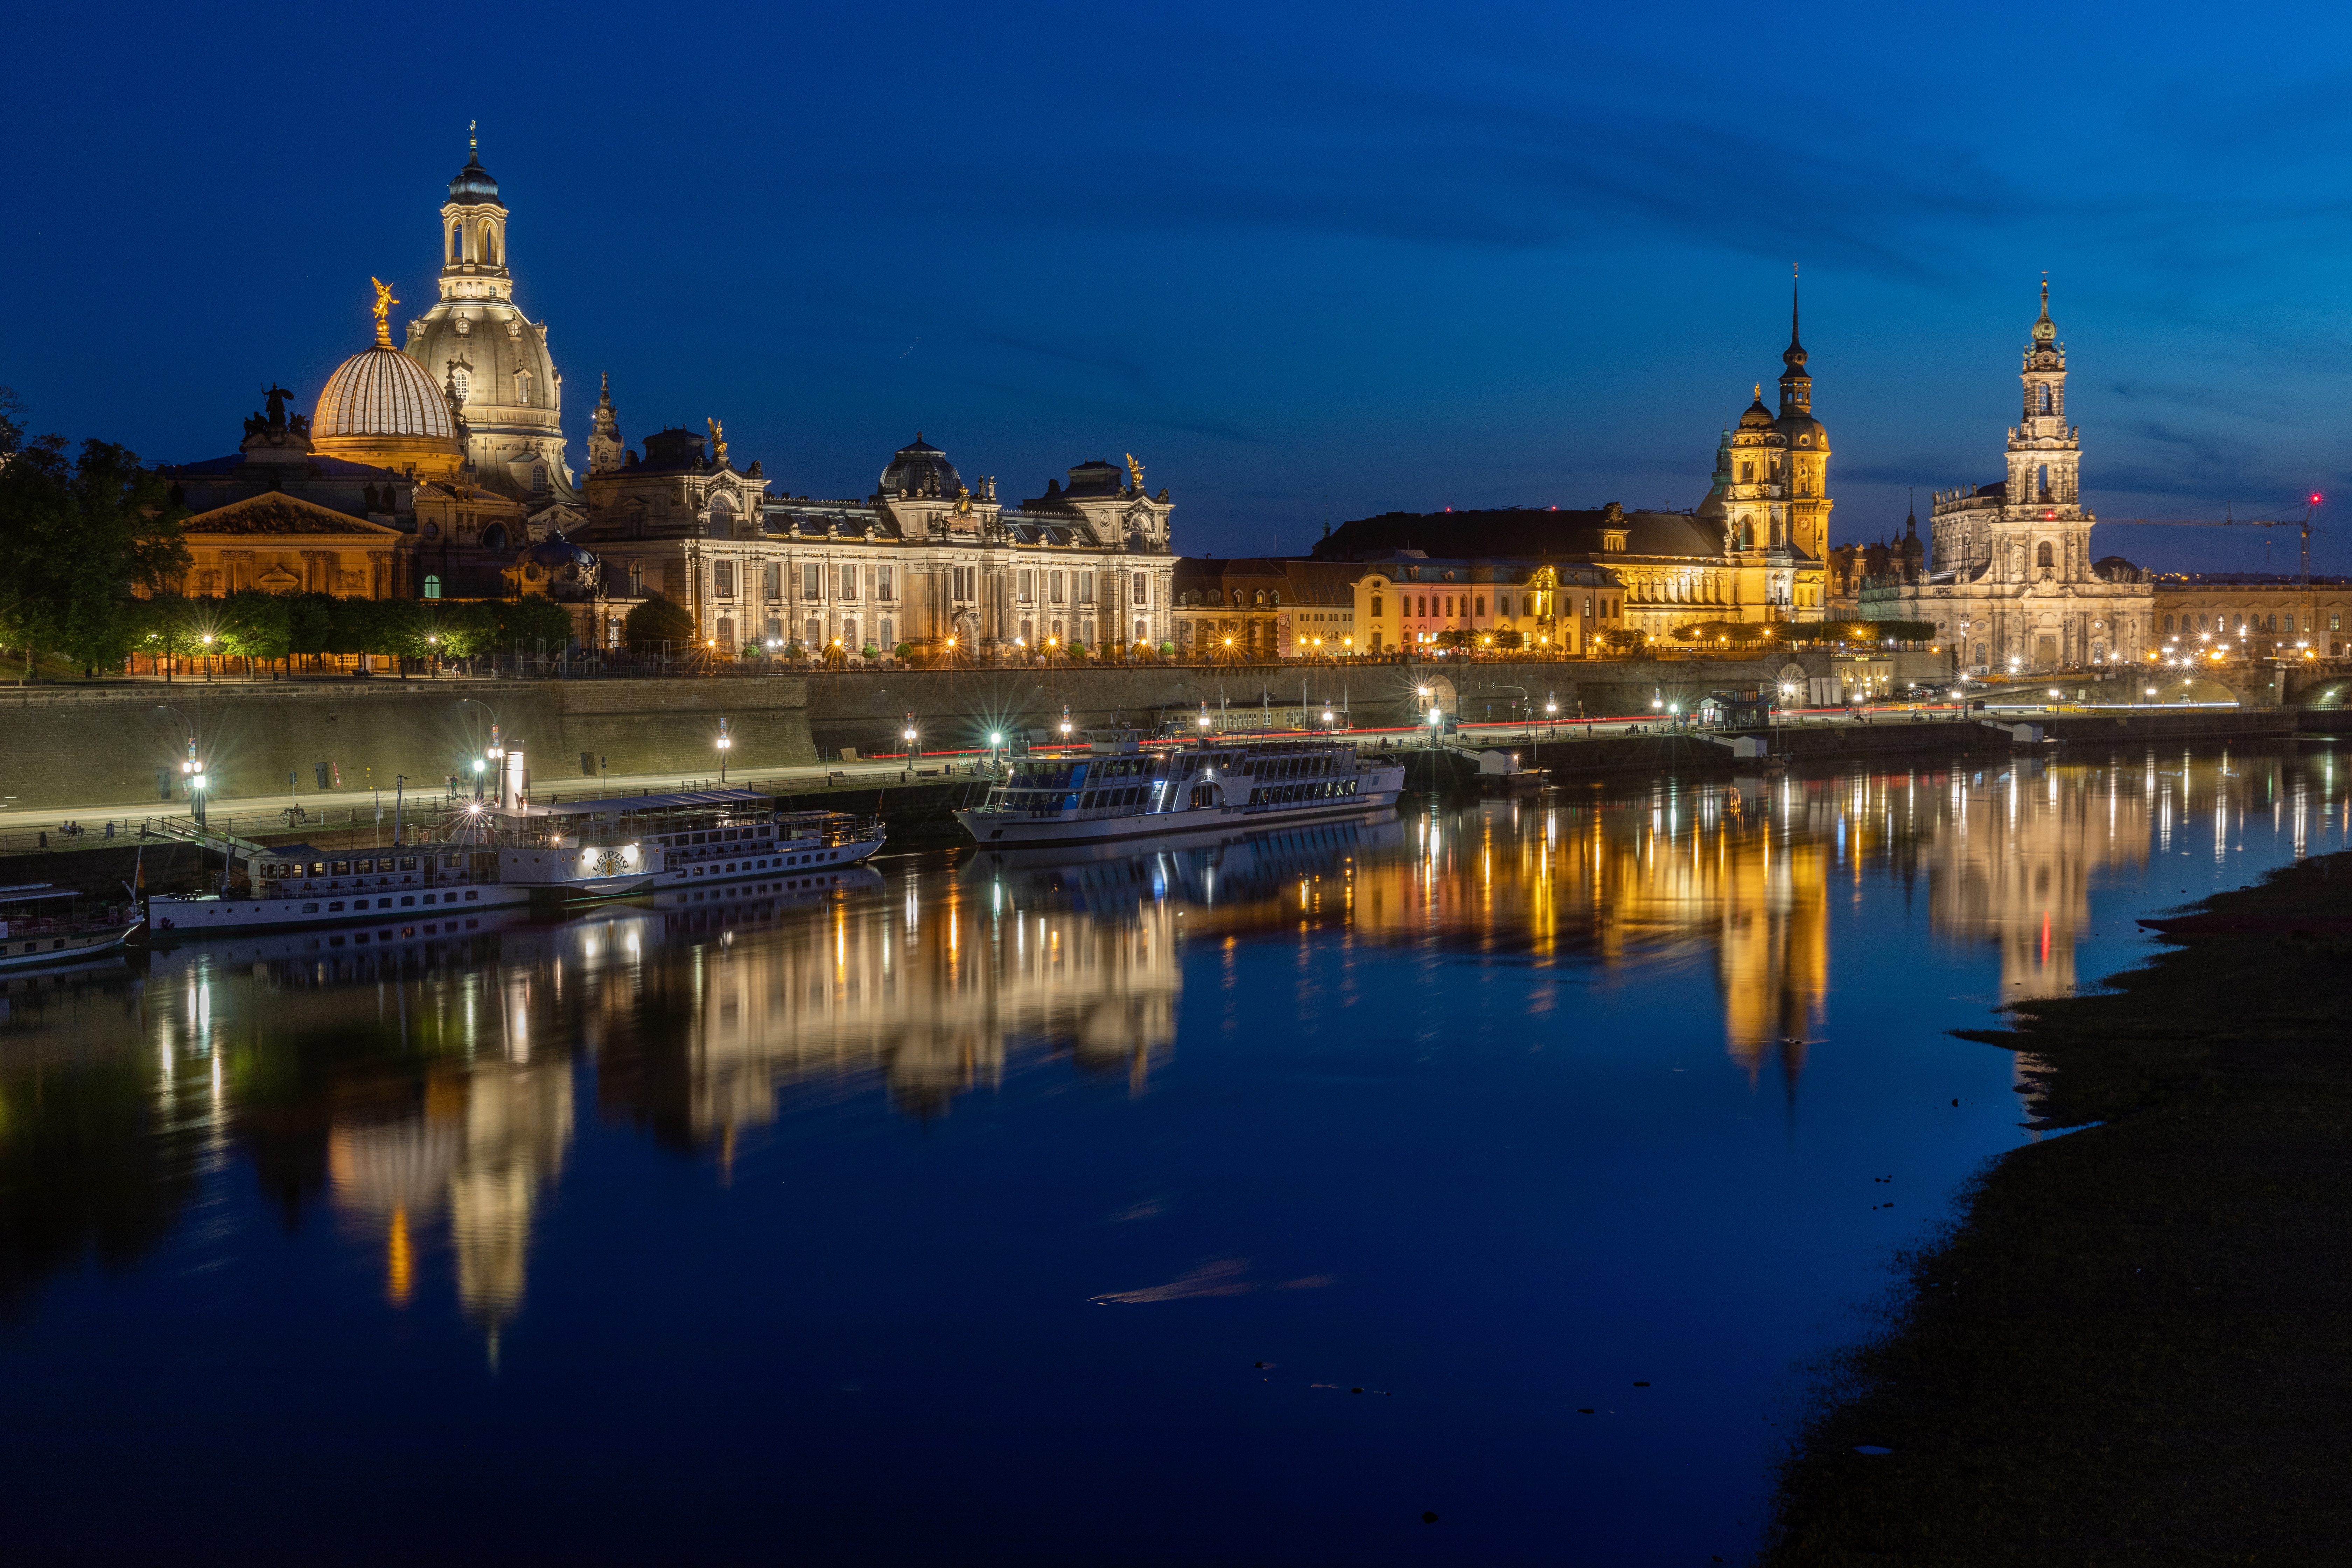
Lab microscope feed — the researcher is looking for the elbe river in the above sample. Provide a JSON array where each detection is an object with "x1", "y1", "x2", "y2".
[{"x1": 2, "y1": 740, "x2": 2342, "y2": 1564}]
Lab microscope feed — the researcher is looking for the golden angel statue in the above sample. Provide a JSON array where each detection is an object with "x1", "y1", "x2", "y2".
[
  {"x1": 707, "y1": 417, "x2": 728, "y2": 464},
  {"x1": 1124, "y1": 452, "x2": 1146, "y2": 493},
  {"x1": 370, "y1": 277, "x2": 399, "y2": 346}
]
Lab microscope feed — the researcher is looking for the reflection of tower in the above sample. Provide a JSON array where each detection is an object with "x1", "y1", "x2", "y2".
[
  {"x1": 1925, "y1": 761, "x2": 2149, "y2": 999},
  {"x1": 326, "y1": 1060, "x2": 573, "y2": 1332},
  {"x1": 1717, "y1": 833, "x2": 1827, "y2": 1078},
  {"x1": 446, "y1": 1061, "x2": 573, "y2": 1331}
]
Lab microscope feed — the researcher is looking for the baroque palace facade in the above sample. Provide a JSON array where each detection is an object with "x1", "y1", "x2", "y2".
[{"x1": 574, "y1": 394, "x2": 1175, "y2": 656}]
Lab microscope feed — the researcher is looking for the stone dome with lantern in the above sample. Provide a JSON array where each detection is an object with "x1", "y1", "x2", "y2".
[{"x1": 398, "y1": 131, "x2": 580, "y2": 519}]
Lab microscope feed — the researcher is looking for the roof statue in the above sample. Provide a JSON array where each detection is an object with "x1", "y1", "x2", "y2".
[
  {"x1": 1125, "y1": 453, "x2": 1145, "y2": 493},
  {"x1": 707, "y1": 417, "x2": 727, "y2": 466},
  {"x1": 370, "y1": 278, "x2": 399, "y2": 348}
]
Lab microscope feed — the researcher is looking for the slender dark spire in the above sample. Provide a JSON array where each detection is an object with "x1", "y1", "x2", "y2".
[{"x1": 1778, "y1": 264, "x2": 1810, "y2": 412}]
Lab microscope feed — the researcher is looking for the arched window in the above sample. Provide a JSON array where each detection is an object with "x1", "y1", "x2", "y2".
[
  {"x1": 531, "y1": 463, "x2": 548, "y2": 496},
  {"x1": 481, "y1": 523, "x2": 509, "y2": 551},
  {"x1": 481, "y1": 222, "x2": 498, "y2": 265},
  {"x1": 450, "y1": 368, "x2": 470, "y2": 403},
  {"x1": 449, "y1": 225, "x2": 463, "y2": 263},
  {"x1": 515, "y1": 370, "x2": 533, "y2": 406},
  {"x1": 1370, "y1": 595, "x2": 1383, "y2": 617},
  {"x1": 423, "y1": 575, "x2": 442, "y2": 599},
  {"x1": 2036, "y1": 541, "x2": 2054, "y2": 569}
]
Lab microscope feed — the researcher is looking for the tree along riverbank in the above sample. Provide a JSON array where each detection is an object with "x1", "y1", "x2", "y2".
[{"x1": 1763, "y1": 849, "x2": 2351, "y2": 1565}]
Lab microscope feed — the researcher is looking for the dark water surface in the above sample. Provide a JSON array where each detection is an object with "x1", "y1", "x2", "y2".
[{"x1": 4, "y1": 740, "x2": 2344, "y2": 1564}]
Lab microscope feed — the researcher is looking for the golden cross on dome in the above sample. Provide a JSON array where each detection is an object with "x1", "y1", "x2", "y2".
[{"x1": 369, "y1": 277, "x2": 399, "y2": 347}]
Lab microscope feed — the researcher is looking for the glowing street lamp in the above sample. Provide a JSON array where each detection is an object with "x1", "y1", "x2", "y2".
[
  {"x1": 716, "y1": 716, "x2": 732, "y2": 783},
  {"x1": 1059, "y1": 704, "x2": 1074, "y2": 742}
]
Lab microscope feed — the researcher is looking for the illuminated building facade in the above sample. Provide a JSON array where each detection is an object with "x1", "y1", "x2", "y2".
[{"x1": 1903, "y1": 282, "x2": 2155, "y2": 672}]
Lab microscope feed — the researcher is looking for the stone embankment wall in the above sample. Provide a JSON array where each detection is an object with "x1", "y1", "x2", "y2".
[
  {"x1": 0, "y1": 653, "x2": 2268, "y2": 814},
  {"x1": 0, "y1": 678, "x2": 812, "y2": 812},
  {"x1": 798, "y1": 652, "x2": 1952, "y2": 757}
]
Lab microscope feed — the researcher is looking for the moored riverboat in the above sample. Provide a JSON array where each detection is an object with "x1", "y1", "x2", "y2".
[
  {"x1": 469, "y1": 790, "x2": 886, "y2": 896},
  {"x1": 954, "y1": 731, "x2": 1405, "y2": 849},
  {"x1": 0, "y1": 884, "x2": 144, "y2": 972}
]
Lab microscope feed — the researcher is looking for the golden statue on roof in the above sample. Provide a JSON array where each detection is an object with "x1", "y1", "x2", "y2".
[
  {"x1": 1124, "y1": 453, "x2": 1145, "y2": 493},
  {"x1": 370, "y1": 277, "x2": 399, "y2": 348},
  {"x1": 707, "y1": 417, "x2": 727, "y2": 465}
]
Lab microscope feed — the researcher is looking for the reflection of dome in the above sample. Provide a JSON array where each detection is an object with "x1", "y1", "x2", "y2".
[
  {"x1": 316, "y1": 345, "x2": 456, "y2": 442},
  {"x1": 515, "y1": 532, "x2": 601, "y2": 600},
  {"x1": 878, "y1": 433, "x2": 962, "y2": 499},
  {"x1": 448, "y1": 152, "x2": 503, "y2": 207}
]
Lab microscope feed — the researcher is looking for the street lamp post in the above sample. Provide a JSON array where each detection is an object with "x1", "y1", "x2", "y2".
[{"x1": 716, "y1": 716, "x2": 732, "y2": 784}]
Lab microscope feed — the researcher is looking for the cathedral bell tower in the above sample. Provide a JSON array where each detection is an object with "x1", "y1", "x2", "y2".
[{"x1": 1995, "y1": 278, "x2": 2092, "y2": 584}]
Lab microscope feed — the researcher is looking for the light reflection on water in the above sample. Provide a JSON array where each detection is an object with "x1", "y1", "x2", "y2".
[{"x1": 0, "y1": 740, "x2": 2342, "y2": 1563}]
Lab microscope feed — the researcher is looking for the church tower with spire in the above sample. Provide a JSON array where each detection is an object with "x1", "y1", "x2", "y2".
[
  {"x1": 1773, "y1": 274, "x2": 1833, "y2": 565},
  {"x1": 1904, "y1": 279, "x2": 2149, "y2": 671}
]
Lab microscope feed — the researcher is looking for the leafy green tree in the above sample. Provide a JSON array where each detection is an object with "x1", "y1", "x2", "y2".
[
  {"x1": 217, "y1": 589, "x2": 294, "y2": 666},
  {"x1": 623, "y1": 593, "x2": 694, "y2": 652},
  {"x1": 0, "y1": 435, "x2": 189, "y2": 677},
  {"x1": 496, "y1": 594, "x2": 575, "y2": 650}
]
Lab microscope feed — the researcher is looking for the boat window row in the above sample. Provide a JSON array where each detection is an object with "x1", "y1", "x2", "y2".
[
  {"x1": 1246, "y1": 779, "x2": 1360, "y2": 806},
  {"x1": 261, "y1": 854, "x2": 454, "y2": 878},
  {"x1": 292, "y1": 890, "x2": 486, "y2": 914},
  {"x1": 652, "y1": 825, "x2": 775, "y2": 848}
]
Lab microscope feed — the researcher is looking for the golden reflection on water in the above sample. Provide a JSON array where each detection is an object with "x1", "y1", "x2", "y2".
[{"x1": 0, "y1": 746, "x2": 2343, "y2": 1328}]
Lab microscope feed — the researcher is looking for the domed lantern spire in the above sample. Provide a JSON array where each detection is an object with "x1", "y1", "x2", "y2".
[{"x1": 2032, "y1": 271, "x2": 2057, "y2": 345}]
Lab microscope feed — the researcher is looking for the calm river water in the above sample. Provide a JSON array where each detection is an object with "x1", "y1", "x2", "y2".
[{"x1": 2, "y1": 739, "x2": 2344, "y2": 1564}]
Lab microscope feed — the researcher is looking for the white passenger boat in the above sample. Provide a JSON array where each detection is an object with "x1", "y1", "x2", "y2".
[
  {"x1": 145, "y1": 791, "x2": 884, "y2": 939},
  {"x1": 477, "y1": 791, "x2": 885, "y2": 894},
  {"x1": 0, "y1": 884, "x2": 144, "y2": 972},
  {"x1": 148, "y1": 841, "x2": 539, "y2": 937},
  {"x1": 954, "y1": 732, "x2": 1405, "y2": 848}
]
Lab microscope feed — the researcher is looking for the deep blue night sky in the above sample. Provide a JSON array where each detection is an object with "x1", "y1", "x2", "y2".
[{"x1": 6, "y1": 1, "x2": 2348, "y2": 570}]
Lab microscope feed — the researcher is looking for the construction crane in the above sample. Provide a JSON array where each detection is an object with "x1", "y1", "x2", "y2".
[{"x1": 2113, "y1": 497, "x2": 2325, "y2": 650}]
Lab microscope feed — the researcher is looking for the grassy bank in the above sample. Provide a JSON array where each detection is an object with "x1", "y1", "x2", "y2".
[{"x1": 1764, "y1": 851, "x2": 2352, "y2": 1566}]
